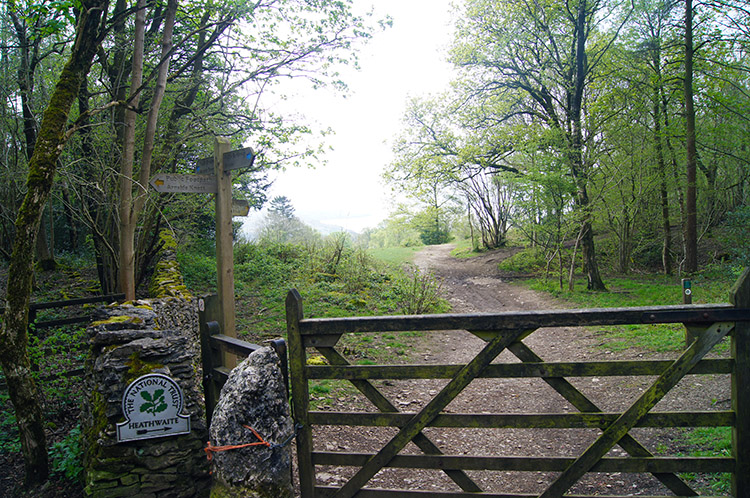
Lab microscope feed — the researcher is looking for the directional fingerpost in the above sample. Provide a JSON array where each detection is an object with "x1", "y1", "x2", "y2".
[
  {"x1": 222, "y1": 147, "x2": 255, "y2": 172},
  {"x1": 232, "y1": 199, "x2": 250, "y2": 217},
  {"x1": 195, "y1": 157, "x2": 213, "y2": 175},
  {"x1": 194, "y1": 146, "x2": 255, "y2": 174},
  {"x1": 149, "y1": 173, "x2": 217, "y2": 193}
]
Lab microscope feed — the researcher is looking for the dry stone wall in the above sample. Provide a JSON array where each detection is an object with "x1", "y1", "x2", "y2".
[
  {"x1": 81, "y1": 300, "x2": 210, "y2": 497},
  {"x1": 81, "y1": 231, "x2": 210, "y2": 497}
]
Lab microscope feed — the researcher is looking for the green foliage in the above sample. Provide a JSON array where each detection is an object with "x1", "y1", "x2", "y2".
[
  {"x1": 268, "y1": 196, "x2": 296, "y2": 219},
  {"x1": 27, "y1": 324, "x2": 89, "y2": 409},
  {"x1": 310, "y1": 380, "x2": 331, "y2": 395},
  {"x1": 412, "y1": 206, "x2": 454, "y2": 246},
  {"x1": 365, "y1": 206, "x2": 427, "y2": 249},
  {"x1": 177, "y1": 233, "x2": 449, "y2": 345},
  {"x1": 529, "y1": 273, "x2": 732, "y2": 308},
  {"x1": 529, "y1": 271, "x2": 736, "y2": 352},
  {"x1": 257, "y1": 197, "x2": 319, "y2": 245},
  {"x1": 177, "y1": 242, "x2": 217, "y2": 292},
  {"x1": 235, "y1": 241, "x2": 302, "y2": 286},
  {"x1": 419, "y1": 226, "x2": 452, "y2": 245},
  {"x1": 50, "y1": 425, "x2": 83, "y2": 482},
  {"x1": 0, "y1": 392, "x2": 21, "y2": 454},
  {"x1": 367, "y1": 246, "x2": 422, "y2": 266},
  {"x1": 678, "y1": 427, "x2": 732, "y2": 494},
  {"x1": 0, "y1": 322, "x2": 89, "y2": 482},
  {"x1": 498, "y1": 247, "x2": 547, "y2": 273},
  {"x1": 387, "y1": 265, "x2": 449, "y2": 315},
  {"x1": 598, "y1": 323, "x2": 686, "y2": 353},
  {"x1": 725, "y1": 206, "x2": 750, "y2": 267},
  {"x1": 449, "y1": 237, "x2": 482, "y2": 259}
]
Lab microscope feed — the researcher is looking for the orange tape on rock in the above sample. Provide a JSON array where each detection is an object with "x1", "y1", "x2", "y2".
[{"x1": 204, "y1": 425, "x2": 271, "y2": 461}]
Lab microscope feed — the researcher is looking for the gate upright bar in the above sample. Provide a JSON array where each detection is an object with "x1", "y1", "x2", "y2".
[{"x1": 731, "y1": 268, "x2": 750, "y2": 496}]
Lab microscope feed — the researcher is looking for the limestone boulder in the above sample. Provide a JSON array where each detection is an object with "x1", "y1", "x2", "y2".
[{"x1": 209, "y1": 347, "x2": 293, "y2": 498}]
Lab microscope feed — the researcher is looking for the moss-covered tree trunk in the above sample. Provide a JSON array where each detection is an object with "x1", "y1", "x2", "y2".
[{"x1": 0, "y1": 0, "x2": 106, "y2": 487}]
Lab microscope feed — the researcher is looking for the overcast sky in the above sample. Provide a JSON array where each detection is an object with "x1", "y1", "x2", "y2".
[{"x1": 243, "y1": 0, "x2": 457, "y2": 235}]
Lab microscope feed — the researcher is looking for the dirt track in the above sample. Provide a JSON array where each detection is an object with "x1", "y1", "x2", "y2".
[
  {"x1": 413, "y1": 244, "x2": 552, "y2": 313},
  {"x1": 310, "y1": 244, "x2": 730, "y2": 496}
]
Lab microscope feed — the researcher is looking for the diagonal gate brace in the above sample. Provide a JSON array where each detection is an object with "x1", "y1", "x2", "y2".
[
  {"x1": 540, "y1": 321, "x2": 734, "y2": 498},
  {"x1": 316, "y1": 346, "x2": 482, "y2": 493},
  {"x1": 470, "y1": 328, "x2": 698, "y2": 496},
  {"x1": 506, "y1": 339, "x2": 698, "y2": 496},
  {"x1": 332, "y1": 328, "x2": 527, "y2": 498}
]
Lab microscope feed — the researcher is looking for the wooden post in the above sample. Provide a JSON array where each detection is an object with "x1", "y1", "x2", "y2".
[
  {"x1": 214, "y1": 136, "x2": 236, "y2": 368},
  {"x1": 286, "y1": 289, "x2": 314, "y2": 498},
  {"x1": 198, "y1": 294, "x2": 222, "y2": 424},
  {"x1": 731, "y1": 267, "x2": 750, "y2": 497},
  {"x1": 683, "y1": 278, "x2": 699, "y2": 346},
  {"x1": 682, "y1": 278, "x2": 693, "y2": 304}
]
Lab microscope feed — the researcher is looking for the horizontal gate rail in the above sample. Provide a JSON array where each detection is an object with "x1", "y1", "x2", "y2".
[
  {"x1": 312, "y1": 452, "x2": 734, "y2": 473},
  {"x1": 306, "y1": 357, "x2": 732, "y2": 379},
  {"x1": 287, "y1": 268, "x2": 750, "y2": 498},
  {"x1": 0, "y1": 293, "x2": 126, "y2": 331},
  {"x1": 308, "y1": 410, "x2": 735, "y2": 428},
  {"x1": 298, "y1": 304, "x2": 744, "y2": 337},
  {"x1": 313, "y1": 488, "x2": 729, "y2": 498}
]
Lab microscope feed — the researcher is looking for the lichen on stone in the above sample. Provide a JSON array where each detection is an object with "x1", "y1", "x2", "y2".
[
  {"x1": 149, "y1": 230, "x2": 192, "y2": 300},
  {"x1": 125, "y1": 352, "x2": 163, "y2": 383},
  {"x1": 91, "y1": 315, "x2": 143, "y2": 327}
]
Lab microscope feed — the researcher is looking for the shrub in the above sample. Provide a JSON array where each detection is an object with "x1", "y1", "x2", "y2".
[
  {"x1": 388, "y1": 265, "x2": 447, "y2": 314},
  {"x1": 50, "y1": 425, "x2": 83, "y2": 482},
  {"x1": 725, "y1": 206, "x2": 750, "y2": 266},
  {"x1": 177, "y1": 247, "x2": 216, "y2": 291},
  {"x1": 419, "y1": 227, "x2": 452, "y2": 246},
  {"x1": 498, "y1": 247, "x2": 546, "y2": 273}
]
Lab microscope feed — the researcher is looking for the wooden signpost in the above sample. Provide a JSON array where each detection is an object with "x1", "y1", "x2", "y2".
[
  {"x1": 195, "y1": 146, "x2": 254, "y2": 175},
  {"x1": 214, "y1": 137, "x2": 236, "y2": 367},
  {"x1": 150, "y1": 137, "x2": 255, "y2": 368}
]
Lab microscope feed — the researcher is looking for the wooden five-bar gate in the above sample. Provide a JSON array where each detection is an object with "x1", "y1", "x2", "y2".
[{"x1": 286, "y1": 269, "x2": 750, "y2": 498}]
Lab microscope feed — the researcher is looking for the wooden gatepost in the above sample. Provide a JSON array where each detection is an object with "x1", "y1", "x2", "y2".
[{"x1": 287, "y1": 269, "x2": 750, "y2": 498}]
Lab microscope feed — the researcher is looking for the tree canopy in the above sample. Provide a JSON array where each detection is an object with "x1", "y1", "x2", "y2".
[{"x1": 385, "y1": 0, "x2": 749, "y2": 285}]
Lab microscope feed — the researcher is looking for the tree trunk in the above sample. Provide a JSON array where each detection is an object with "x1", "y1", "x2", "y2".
[
  {"x1": 684, "y1": 0, "x2": 698, "y2": 273},
  {"x1": 61, "y1": 183, "x2": 78, "y2": 251},
  {"x1": 0, "y1": 0, "x2": 106, "y2": 486},
  {"x1": 653, "y1": 85, "x2": 673, "y2": 275},
  {"x1": 119, "y1": 0, "x2": 177, "y2": 299},
  {"x1": 8, "y1": 1, "x2": 40, "y2": 162},
  {"x1": 617, "y1": 210, "x2": 632, "y2": 274},
  {"x1": 568, "y1": 223, "x2": 585, "y2": 291},
  {"x1": 118, "y1": 0, "x2": 146, "y2": 300},
  {"x1": 35, "y1": 216, "x2": 56, "y2": 271},
  {"x1": 660, "y1": 86, "x2": 688, "y2": 269},
  {"x1": 570, "y1": 0, "x2": 606, "y2": 291}
]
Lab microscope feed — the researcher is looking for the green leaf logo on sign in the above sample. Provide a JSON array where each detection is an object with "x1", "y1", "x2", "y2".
[
  {"x1": 117, "y1": 373, "x2": 191, "y2": 442},
  {"x1": 140, "y1": 389, "x2": 168, "y2": 416}
]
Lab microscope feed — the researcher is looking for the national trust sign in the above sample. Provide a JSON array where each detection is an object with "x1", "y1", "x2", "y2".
[{"x1": 117, "y1": 373, "x2": 191, "y2": 442}]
